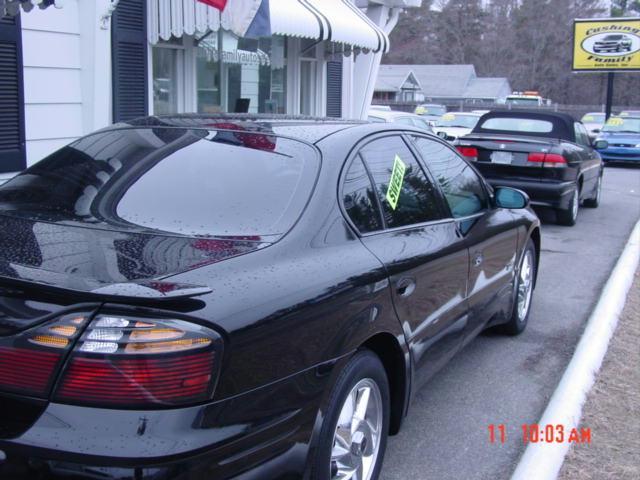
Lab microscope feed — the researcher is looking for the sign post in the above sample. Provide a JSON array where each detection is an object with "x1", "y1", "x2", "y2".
[{"x1": 572, "y1": 17, "x2": 640, "y2": 119}]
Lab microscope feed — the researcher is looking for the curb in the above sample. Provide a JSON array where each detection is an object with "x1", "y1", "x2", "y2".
[{"x1": 511, "y1": 218, "x2": 640, "y2": 480}]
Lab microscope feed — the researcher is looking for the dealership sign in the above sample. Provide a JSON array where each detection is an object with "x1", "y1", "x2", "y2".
[{"x1": 573, "y1": 18, "x2": 640, "y2": 71}]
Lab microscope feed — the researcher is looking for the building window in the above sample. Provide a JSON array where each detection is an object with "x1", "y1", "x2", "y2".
[
  {"x1": 195, "y1": 33, "x2": 286, "y2": 114},
  {"x1": 152, "y1": 38, "x2": 184, "y2": 115},
  {"x1": 299, "y1": 38, "x2": 318, "y2": 116}
]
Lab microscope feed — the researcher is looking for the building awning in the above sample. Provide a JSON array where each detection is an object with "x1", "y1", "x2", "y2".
[
  {"x1": 271, "y1": 0, "x2": 389, "y2": 53},
  {"x1": 148, "y1": 0, "x2": 389, "y2": 54},
  {"x1": 0, "y1": 0, "x2": 62, "y2": 17}
]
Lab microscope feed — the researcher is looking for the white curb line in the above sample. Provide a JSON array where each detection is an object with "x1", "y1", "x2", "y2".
[{"x1": 511, "y1": 219, "x2": 640, "y2": 480}]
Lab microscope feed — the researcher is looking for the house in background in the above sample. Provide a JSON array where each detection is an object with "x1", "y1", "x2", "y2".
[
  {"x1": 373, "y1": 66, "x2": 423, "y2": 102},
  {"x1": 374, "y1": 64, "x2": 511, "y2": 105},
  {"x1": 0, "y1": 0, "x2": 422, "y2": 180}
]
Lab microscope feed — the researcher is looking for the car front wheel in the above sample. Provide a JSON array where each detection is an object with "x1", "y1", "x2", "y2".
[{"x1": 311, "y1": 350, "x2": 390, "y2": 480}]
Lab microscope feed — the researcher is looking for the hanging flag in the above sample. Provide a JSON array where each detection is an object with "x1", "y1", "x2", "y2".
[
  {"x1": 196, "y1": 0, "x2": 228, "y2": 10},
  {"x1": 244, "y1": 0, "x2": 270, "y2": 38},
  {"x1": 196, "y1": 0, "x2": 270, "y2": 38}
]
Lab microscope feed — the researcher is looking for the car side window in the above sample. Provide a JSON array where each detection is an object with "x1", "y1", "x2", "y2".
[
  {"x1": 342, "y1": 156, "x2": 383, "y2": 233},
  {"x1": 359, "y1": 136, "x2": 444, "y2": 229},
  {"x1": 411, "y1": 136, "x2": 488, "y2": 218},
  {"x1": 574, "y1": 122, "x2": 590, "y2": 146}
]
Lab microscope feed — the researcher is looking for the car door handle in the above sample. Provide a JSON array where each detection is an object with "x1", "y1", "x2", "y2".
[
  {"x1": 396, "y1": 278, "x2": 416, "y2": 297},
  {"x1": 473, "y1": 252, "x2": 483, "y2": 267}
]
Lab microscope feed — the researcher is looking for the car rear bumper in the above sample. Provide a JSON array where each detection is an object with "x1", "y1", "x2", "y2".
[
  {"x1": 0, "y1": 362, "x2": 330, "y2": 480},
  {"x1": 484, "y1": 177, "x2": 576, "y2": 209}
]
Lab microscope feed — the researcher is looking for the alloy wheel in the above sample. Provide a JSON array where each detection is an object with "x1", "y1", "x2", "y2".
[
  {"x1": 517, "y1": 250, "x2": 534, "y2": 322},
  {"x1": 330, "y1": 378, "x2": 383, "y2": 480},
  {"x1": 571, "y1": 187, "x2": 579, "y2": 221}
]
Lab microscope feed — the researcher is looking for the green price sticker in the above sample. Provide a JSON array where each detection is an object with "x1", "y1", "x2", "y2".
[{"x1": 386, "y1": 155, "x2": 407, "y2": 210}]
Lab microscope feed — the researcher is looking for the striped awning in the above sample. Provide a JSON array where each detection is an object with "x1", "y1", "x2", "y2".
[
  {"x1": 0, "y1": 0, "x2": 62, "y2": 17},
  {"x1": 148, "y1": 0, "x2": 389, "y2": 53},
  {"x1": 270, "y1": 0, "x2": 389, "y2": 53}
]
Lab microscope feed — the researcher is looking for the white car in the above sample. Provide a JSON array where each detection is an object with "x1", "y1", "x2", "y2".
[
  {"x1": 368, "y1": 109, "x2": 434, "y2": 133},
  {"x1": 581, "y1": 112, "x2": 606, "y2": 139},
  {"x1": 433, "y1": 112, "x2": 482, "y2": 141}
]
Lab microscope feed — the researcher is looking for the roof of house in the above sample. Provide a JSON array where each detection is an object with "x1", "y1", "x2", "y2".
[
  {"x1": 463, "y1": 77, "x2": 512, "y2": 99},
  {"x1": 375, "y1": 66, "x2": 422, "y2": 93},
  {"x1": 377, "y1": 64, "x2": 511, "y2": 100}
]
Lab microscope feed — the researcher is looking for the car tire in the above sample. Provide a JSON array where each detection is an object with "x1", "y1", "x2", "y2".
[
  {"x1": 498, "y1": 239, "x2": 536, "y2": 336},
  {"x1": 583, "y1": 173, "x2": 602, "y2": 208},
  {"x1": 310, "y1": 350, "x2": 390, "y2": 480},
  {"x1": 557, "y1": 185, "x2": 579, "y2": 226}
]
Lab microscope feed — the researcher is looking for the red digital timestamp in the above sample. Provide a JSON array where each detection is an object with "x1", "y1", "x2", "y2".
[{"x1": 488, "y1": 424, "x2": 591, "y2": 444}]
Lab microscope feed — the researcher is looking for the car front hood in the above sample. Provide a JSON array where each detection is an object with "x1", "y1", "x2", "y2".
[{"x1": 0, "y1": 213, "x2": 268, "y2": 295}]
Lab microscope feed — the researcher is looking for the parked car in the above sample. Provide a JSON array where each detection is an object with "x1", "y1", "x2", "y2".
[
  {"x1": 413, "y1": 103, "x2": 447, "y2": 125},
  {"x1": 0, "y1": 115, "x2": 540, "y2": 480},
  {"x1": 370, "y1": 105, "x2": 392, "y2": 111},
  {"x1": 580, "y1": 112, "x2": 606, "y2": 139},
  {"x1": 454, "y1": 111, "x2": 604, "y2": 226},
  {"x1": 619, "y1": 110, "x2": 640, "y2": 117},
  {"x1": 368, "y1": 109, "x2": 434, "y2": 132},
  {"x1": 593, "y1": 34, "x2": 632, "y2": 53},
  {"x1": 595, "y1": 115, "x2": 640, "y2": 164},
  {"x1": 433, "y1": 111, "x2": 482, "y2": 141}
]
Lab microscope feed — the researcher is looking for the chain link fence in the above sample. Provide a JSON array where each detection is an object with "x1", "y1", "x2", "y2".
[{"x1": 371, "y1": 100, "x2": 637, "y2": 119}]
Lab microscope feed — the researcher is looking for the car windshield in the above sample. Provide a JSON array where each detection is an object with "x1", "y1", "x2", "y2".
[
  {"x1": 602, "y1": 117, "x2": 640, "y2": 133},
  {"x1": 417, "y1": 105, "x2": 446, "y2": 116},
  {"x1": 0, "y1": 127, "x2": 318, "y2": 238},
  {"x1": 581, "y1": 113, "x2": 605, "y2": 124},
  {"x1": 478, "y1": 117, "x2": 554, "y2": 133},
  {"x1": 436, "y1": 114, "x2": 479, "y2": 128}
]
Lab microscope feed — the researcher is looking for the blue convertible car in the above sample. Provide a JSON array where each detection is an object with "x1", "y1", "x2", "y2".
[{"x1": 596, "y1": 116, "x2": 640, "y2": 164}]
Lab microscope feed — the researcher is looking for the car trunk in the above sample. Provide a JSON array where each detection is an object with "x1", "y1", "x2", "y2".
[
  {"x1": 0, "y1": 213, "x2": 267, "y2": 435},
  {"x1": 459, "y1": 134, "x2": 576, "y2": 183}
]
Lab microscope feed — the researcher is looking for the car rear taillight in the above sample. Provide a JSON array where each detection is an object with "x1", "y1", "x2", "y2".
[
  {"x1": 53, "y1": 315, "x2": 221, "y2": 408},
  {"x1": 0, "y1": 314, "x2": 89, "y2": 397},
  {"x1": 527, "y1": 152, "x2": 567, "y2": 168},
  {"x1": 456, "y1": 146, "x2": 478, "y2": 159}
]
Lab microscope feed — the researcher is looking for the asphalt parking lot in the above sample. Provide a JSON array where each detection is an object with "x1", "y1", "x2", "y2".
[{"x1": 380, "y1": 165, "x2": 640, "y2": 480}]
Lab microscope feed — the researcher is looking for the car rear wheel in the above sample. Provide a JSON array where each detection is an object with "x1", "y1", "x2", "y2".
[
  {"x1": 557, "y1": 185, "x2": 579, "y2": 226},
  {"x1": 310, "y1": 351, "x2": 390, "y2": 480},
  {"x1": 583, "y1": 173, "x2": 602, "y2": 208},
  {"x1": 498, "y1": 239, "x2": 536, "y2": 335}
]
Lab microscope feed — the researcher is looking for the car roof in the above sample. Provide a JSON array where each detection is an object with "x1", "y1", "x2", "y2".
[
  {"x1": 444, "y1": 111, "x2": 482, "y2": 116},
  {"x1": 472, "y1": 110, "x2": 576, "y2": 140}
]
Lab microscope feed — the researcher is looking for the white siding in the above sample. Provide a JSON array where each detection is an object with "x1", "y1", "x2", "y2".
[{"x1": 21, "y1": 1, "x2": 83, "y2": 166}]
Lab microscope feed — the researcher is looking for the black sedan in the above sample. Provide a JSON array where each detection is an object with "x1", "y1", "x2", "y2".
[
  {"x1": 0, "y1": 115, "x2": 540, "y2": 480},
  {"x1": 454, "y1": 111, "x2": 605, "y2": 226}
]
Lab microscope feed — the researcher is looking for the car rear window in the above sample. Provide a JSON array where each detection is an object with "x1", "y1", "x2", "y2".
[
  {"x1": 0, "y1": 127, "x2": 318, "y2": 238},
  {"x1": 478, "y1": 117, "x2": 554, "y2": 133}
]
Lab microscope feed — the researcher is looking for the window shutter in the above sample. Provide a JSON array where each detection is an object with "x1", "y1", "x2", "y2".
[
  {"x1": 112, "y1": 0, "x2": 148, "y2": 122},
  {"x1": 0, "y1": 14, "x2": 26, "y2": 173},
  {"x1": 326, "y1": 60, "x2": 342, "y2": 118}
]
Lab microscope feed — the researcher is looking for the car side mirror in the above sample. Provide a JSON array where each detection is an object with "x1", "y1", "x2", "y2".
[
  {"x1": 495, "y1": 187, "x2": 529, "y2": 209},
  {"x1": 593, "y1": 139, "x2": 608, "y2": 149}
]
